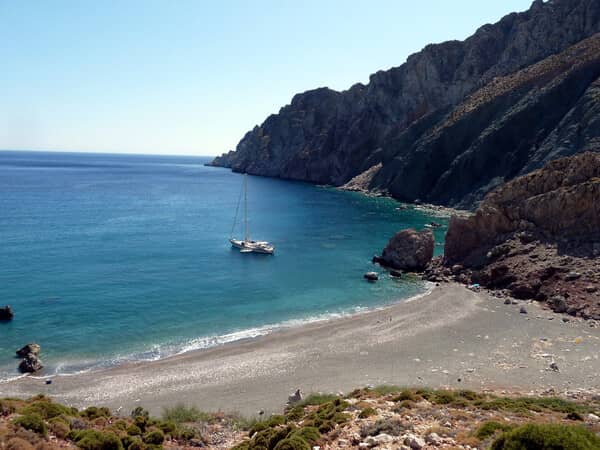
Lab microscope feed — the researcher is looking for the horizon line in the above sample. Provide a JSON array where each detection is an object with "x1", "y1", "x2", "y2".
[{"x1": 0, "y1": 148, "x2": 216, "y2": 158}]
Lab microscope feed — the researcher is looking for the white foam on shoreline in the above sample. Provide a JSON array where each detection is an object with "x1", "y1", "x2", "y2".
[{"x1": 1, "y1": 284, "x2": 435, "y2": 382}]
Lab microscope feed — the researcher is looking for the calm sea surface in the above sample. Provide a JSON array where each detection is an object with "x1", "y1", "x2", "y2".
[{"x1": 0, "y1": 151, "x2": 447, "y2": 380}]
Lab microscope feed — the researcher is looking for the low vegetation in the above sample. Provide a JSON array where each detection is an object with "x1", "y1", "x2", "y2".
[{"x1": 1, "y1": 387, "x2": 599, "y2": 449}]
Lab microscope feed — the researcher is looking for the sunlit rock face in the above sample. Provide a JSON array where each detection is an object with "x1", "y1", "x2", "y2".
[{"x1": 210, "y1": 0, "x2": 600, "y2": 208}]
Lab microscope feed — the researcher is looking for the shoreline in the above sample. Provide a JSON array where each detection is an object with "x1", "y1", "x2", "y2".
[
  {"x1": 2, "y1": 284, "x2": 599, "y2": 416},
  {"x1": 0, "y1": 283, "x2": 434, "y2": 384}
]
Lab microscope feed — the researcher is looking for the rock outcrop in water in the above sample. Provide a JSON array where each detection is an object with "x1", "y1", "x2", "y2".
[
  {"x1": 427, "y1": 153, "x2": 600, "y2": 319},
  {"x1": 210, "y1": 0, "x2": 600, "y2": 208},
  {"x1": 378, "y1": 229, "x2": 434, "y2": 272},
  {"x1": 16, "y1": 343, "x2": 41, "y2": 357},
  {"x1": 0, "y1": 305, "x2": 13, "y2": 321}
]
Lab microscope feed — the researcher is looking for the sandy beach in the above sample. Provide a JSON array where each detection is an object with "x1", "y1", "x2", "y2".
[{"x1": 2, "y1": 284, "x2": 599, "y2": 417}]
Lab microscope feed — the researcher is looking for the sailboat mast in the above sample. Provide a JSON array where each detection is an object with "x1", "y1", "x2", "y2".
[{"x1": 244, "y1": 173, "x2": 249, "y2": 241}]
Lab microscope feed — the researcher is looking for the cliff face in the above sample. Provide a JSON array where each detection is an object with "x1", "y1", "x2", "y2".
[
  {"x1": 210, "y1": 0, "x2": 600, "y2": 208},
  {"x1": 432, "y1": 152, "x2": 600, "y2": 319}
]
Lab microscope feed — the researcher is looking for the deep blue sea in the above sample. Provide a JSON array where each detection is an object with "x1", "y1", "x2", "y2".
[{"x1": 0, "y1": 151, "x2": 447, "y2": 381}]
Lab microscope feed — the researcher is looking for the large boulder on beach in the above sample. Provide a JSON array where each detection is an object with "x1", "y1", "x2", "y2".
[
  {"x1": 0, "y1": 305, "x2": 14, "y2": 321},
  {"x1": 19, "y1": 353, "x2": 43, "y2": 373},
  {"x1": 16, "y1": 343, "x2": 41, "y2": 357},
  {"x1": 380, "y1": 229, "x2": 434, "y2": 271}
]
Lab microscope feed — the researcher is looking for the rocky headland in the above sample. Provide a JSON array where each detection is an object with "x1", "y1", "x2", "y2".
[
  {"x1": 210, "y1": 0, "x2": 600, "y2": 209},
  {"x1": 423, "y1": 152, "x2": 600, "y2": 320}
]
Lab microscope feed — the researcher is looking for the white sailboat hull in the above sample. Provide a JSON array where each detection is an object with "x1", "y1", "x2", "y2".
[{"x1": 230, "y1": 238, "x2": 274, "y2": 254}]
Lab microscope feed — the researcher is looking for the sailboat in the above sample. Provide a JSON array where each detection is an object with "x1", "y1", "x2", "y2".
[{"x1": 229, "y1": 173, "x2": 275, "y2": 255}]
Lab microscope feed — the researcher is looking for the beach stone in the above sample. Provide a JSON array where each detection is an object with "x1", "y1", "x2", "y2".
[
  {"x1": 565, "y1": 271, "x2": 581, "y2": 281},
  {"x1": 337, "y1": 439, "x2": 348, "y2": 447},
  {"x1": 16, "y1": 343, "x2": 41, "y2": 357},
  {"x1": 381, "y1": 229, "x2": 434, "y2": 272},
  {"x1": 587, "y1": 413, "x2": 600, "y2": 422},
  {"x1": 19, "y1": 353, "x2": 43, "y2": 373},
  {"x1": 425, "y1": 432, "x2": 442, "y2": 445},
  {"x1": 404, "y1": 434, "x2": 426, "y2": 449},
  {"x1": 0, "y1": 305, "x2": 14, "y2": 321},
  {"x1": 520, "y1": 306, "x2": 528, "y2": 314}
]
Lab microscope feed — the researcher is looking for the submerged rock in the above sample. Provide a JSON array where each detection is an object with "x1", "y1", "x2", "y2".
[
  {"x1": 0, "y1": 305, "x2": 14, "y2": 321},
  {"x1": 16, "y1": 343, "x2": 41, "y2": 357},
  {"x1": 364, "y1": 272, "x2": 379, "y2": 281},
  {"x1": 381, "y1": 229, "x2": 434, "y2": 272}
]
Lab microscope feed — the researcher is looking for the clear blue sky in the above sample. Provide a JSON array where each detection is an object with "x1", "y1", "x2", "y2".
[{"x1": 0, "y1": 1, "x2": 533, "y2": 156}]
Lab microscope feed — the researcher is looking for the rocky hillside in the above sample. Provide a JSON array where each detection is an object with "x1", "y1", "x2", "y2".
[
  {"x1": 210, "y1": 0, "x2": 600, "y2": 208},
  {"x1": 425, "y1": 152, "x2": 600, "y2": 320}
]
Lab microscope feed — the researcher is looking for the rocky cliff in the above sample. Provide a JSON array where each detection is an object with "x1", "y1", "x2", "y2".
[
  {"x1": 427, "y1": 152, "x2": 600, "y2": 319},
  {"x1": 210, "y1": 0, "x2": 600, "y2": 208}
]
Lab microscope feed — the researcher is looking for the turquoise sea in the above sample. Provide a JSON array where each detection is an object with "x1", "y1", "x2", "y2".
[{"x1": 0, "y1": 151, "x2": 447, "y2": 381}]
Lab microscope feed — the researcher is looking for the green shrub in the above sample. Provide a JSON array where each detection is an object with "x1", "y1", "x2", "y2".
[
  {"x1": 156, "y1": 420, "x2": 177, "y2": 436},
  {"x1": 126, "y1": 438, "x2": 145, "y2": 450},
  {"x1": 130, "y1": 407, "x2": 149, "y2": 420},
  {"x1": 133, "y1": 416, "x2": 148, "y2": 432},
  {"x1": 358, "y1": 407, "x2": 377, "y2": 419},
  {"x1": 491, "y1": 423, "x2": 600, "y2": 450},
  {"x1": 317, "y1": 420, "x2": 335, "y2": 434},
  {"x1": 475, "y1": 396, "x2": 587, "y2": 415},
  {"x1": 113, "y1": 420, "x2": 128, "y2": 431},
  {"x1": 21, "y1": 400, "x2": 75, "y2": 420},
  {"x1": 273, "y1": 436, "x2": 311, "y2": 450},
  {"x1": 71, "y1": 429, "x2": 124, "y2": 450},
  {"x1": 13, "y1": 413, "x2": 47, "y2": 436},
  {"x1": 392, "y1": 389, "x2": 417, "y2": 402},
  {"x1": 285, "y1": 406, "x2": 304, "y2": 422},
  {"x1": 173, "y1": 425, "x2": 196, "y2": 441},
  {"x1": 81, "y1": 406, "x2": 111, "y2": 420},
  {"x1": 332, "y1": 412, "x2": 350, "y2": 424},
  {"x1": 475, "y1": 421, "x2": 513, "y2": 440},
  {"x1": 289, "y1": 427, "x2": 320, "y2": 445},
  {"x1": 267, "y1": 415, "x2": 286, "y2": 427},
  {"x1": 142, "y1": 430, "x2": 164, "y2": 445},
  {"x1": 372, "y1": 385, "x2": 401, "y2": 396},
  {"x1": 126, "y1": 424, "x2": 142, "y2": 436},
  {"x1": 432, "y1": 390, "x2": 457, "y2": 405},
  {"x1": 48, "y1": 417, "x2": 70, "y2": 439},
  {"x1": 298, "y1": 393, "x2": 339, "y2": 407}
]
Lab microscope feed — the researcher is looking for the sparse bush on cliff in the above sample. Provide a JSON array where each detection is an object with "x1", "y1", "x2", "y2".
[
  {"x1": 13, "y1": 413, "x2": 47, "y2": 436},
  {"x1": 491, "y1": 423, "x2": 600, "y2": 450}
]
